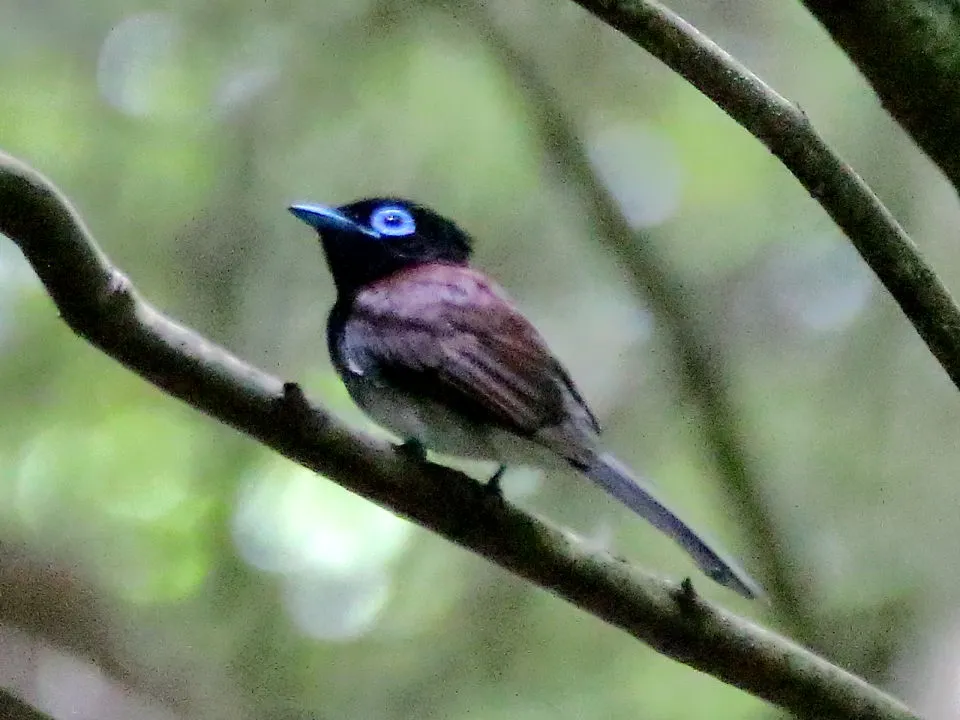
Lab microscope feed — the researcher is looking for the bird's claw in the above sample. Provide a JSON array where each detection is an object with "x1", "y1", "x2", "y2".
[{"x1": 483, "y1": 464, "x2": 507, "y2": 499}]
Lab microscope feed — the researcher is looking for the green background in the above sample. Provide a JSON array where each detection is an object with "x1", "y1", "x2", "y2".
[{"x1": 0, "y1": 0, "x2": 955, "y2": 718}]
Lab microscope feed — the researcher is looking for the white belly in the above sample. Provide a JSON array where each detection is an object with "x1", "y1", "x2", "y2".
[{"x1": 342, "y1": 374, "x2": 570, "y2": 471}]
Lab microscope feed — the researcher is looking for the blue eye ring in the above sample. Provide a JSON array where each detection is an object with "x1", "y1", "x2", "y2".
[{"x1": 370, "y1": 205, "x2": 416, "y2": 237}]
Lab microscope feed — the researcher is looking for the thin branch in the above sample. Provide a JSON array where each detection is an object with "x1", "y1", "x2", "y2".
[
  {"x1": 461, "y1": 0, "x2": 810, "y2": 637},
  {"x1": 0, "y1": 152, "x2": 918, "y2": 718},
  {"x1": 568, "y1": 0, "x2": 960, "y2": 394},
  {"x1": 0, "y1": 689, "x2": 56, "y2": 720},
  {"x1": 0, "y1": 543, "x2": 191, "y2": 714}
]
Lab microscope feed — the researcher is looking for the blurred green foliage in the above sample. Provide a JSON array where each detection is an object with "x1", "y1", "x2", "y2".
[{"x1": 1, "y1": 0, "x2": 958, "y2": 718}]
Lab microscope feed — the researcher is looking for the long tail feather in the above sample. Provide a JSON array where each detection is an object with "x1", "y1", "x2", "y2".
[{"x1": 582, "y1": 453, "x2": 763, "y2": 599}]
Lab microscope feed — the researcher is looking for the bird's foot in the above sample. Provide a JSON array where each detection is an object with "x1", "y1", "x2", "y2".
[{"x1": 483, "y1": 464, "x2": 507, "y2": 499}]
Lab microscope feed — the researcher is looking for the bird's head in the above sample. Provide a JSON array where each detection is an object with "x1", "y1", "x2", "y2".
[{"x1": 289, "y1": 198, "x2": 473, "y2": 295}]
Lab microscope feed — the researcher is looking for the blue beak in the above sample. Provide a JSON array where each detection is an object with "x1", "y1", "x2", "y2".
[{"x1": 288, "y1": 204, "x2": 379, "y2": 237}]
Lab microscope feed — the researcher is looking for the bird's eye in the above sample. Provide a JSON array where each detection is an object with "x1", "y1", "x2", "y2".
[{"x1": 369, "y1": 205, "x2": 416, "y2": 237}]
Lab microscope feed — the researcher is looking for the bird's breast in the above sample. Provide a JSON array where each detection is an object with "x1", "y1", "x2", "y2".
[{"x1": 341, "y1": 371, "x2": 495, "y2": 460}]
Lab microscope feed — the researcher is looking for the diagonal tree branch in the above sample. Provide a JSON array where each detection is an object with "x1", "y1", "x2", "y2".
[
  {"x1": 797, "y1": 0, "x2": 960, "y2": 194},
  {"x1": 0, "y1": 689, "x2": 56, "y2": 720},
  {"x1": 0, "y1": 152, "x2": 918, "y2": 718},
  {"x1": 567, "y1": 0, "x2": 960, "y2": 396}
]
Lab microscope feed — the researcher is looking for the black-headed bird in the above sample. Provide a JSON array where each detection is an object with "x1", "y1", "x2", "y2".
[{"x1": 290, "y1": 198, "x2": 761, "y2": 599}]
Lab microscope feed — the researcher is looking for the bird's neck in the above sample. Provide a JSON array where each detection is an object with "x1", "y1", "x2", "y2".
[{"x1": 325, "y1": 298, "x2": 352, "y2": 374}]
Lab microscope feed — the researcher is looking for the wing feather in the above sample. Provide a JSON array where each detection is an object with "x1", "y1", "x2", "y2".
[{"x1": 342, "y1": 264, "x2": 599, "y2": 436}]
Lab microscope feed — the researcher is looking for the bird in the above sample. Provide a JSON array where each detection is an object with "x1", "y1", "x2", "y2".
[{"x1": 289, "y1": 197, "x2": 762, "y2": 599}]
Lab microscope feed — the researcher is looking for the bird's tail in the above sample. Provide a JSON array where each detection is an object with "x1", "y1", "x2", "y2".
[{"x1": 582, "y1": 452, "x2": 763, "y2": 599}]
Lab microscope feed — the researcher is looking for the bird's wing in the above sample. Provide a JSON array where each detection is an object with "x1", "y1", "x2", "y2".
[{"x1": 340, "y1": 264, "x2": 600, "y2": 437}]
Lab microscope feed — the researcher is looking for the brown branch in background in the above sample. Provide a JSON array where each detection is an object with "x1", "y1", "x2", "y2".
[
  {"x1": 0, "y1": 544, "x2": 121, "y2": 681},
  {"x1": 0, "y1": 152, "x2": 919, "y2": 719},
  {"x1": 0, "y1": 689, "x2": 56, "y2": 720},
  {"x1": 0, "y1": 543, "x2": 192, "y2": 716},
  {"x1": 458, "y1": 1, "x2": 811, "y2": 636},
  {"x1": 566, "y1": 0, "x2": 960, "y2": 397},
  {"x1": 797, "y1": 0, "x2": 960, "y2": 193}
]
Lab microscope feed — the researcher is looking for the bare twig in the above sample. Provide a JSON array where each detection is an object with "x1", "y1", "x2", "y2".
[
  {"x1": 0, "y1": 152, "x2": 918, "y2": 718},
  {"x1": 567, "y1": 0, "x2": 960, "y2": 395}
]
